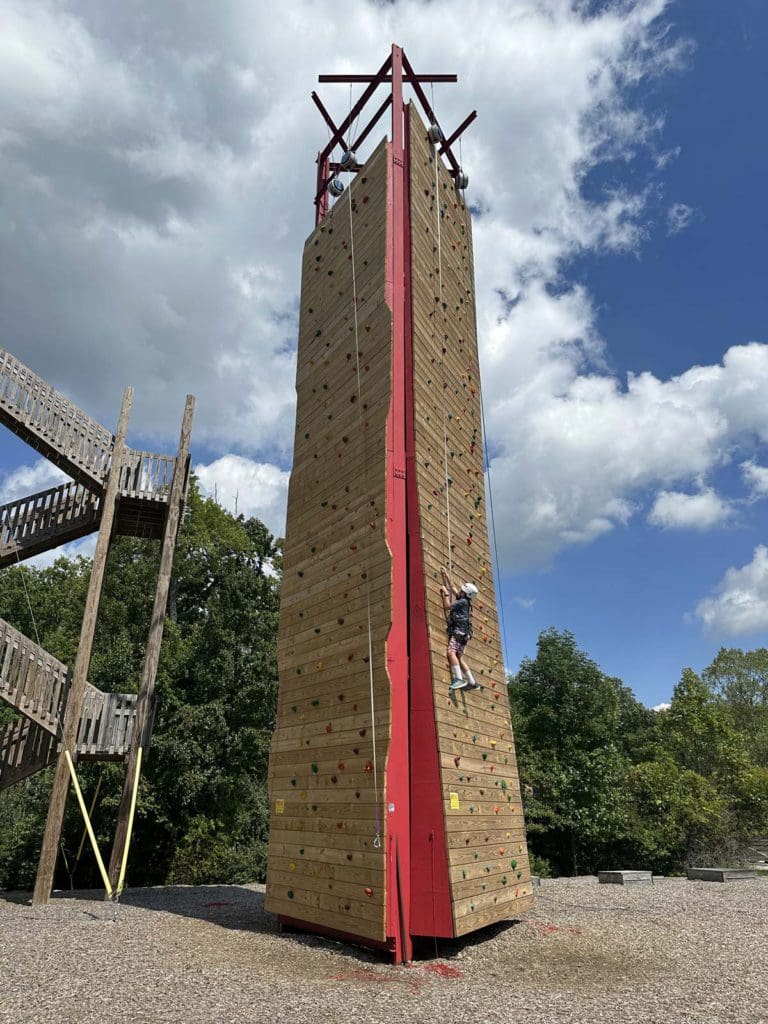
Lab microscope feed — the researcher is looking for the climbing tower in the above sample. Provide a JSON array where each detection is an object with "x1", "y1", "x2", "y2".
[
  {"x1": 265, "y1": 46, "x2": 533, "y2": 962},
  {"x1": 0, "y1": 346, "x2": 194, "y2": 903}
]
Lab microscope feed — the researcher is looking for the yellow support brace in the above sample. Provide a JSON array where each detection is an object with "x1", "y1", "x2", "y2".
[
  {"x1": 116, "y1": 746, "x2": 142, "y2": 899},
  {"x1": 64, "y1": 750, "x2": 113, "y2": 899}
]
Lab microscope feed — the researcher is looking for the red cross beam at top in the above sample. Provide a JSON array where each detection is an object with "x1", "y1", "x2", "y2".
[{"x1": 312, "y1": 44, "x2": 477, "y2": 224}]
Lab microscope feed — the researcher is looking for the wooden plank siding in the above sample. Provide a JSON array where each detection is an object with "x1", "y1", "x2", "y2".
[
  {"x1": 408, "y1": 107, "x2": 533, "y2": 933},
  {"x1": 265, "y1": 140, "x2": 393, "y2": 942}
]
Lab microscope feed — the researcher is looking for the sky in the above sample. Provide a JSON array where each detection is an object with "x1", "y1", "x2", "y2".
[{"x1": 1, "y1": 0, "x2": 766, "y2": 708}]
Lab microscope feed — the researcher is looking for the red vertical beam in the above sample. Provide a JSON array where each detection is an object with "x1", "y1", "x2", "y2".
[
  {"x1": 405, "y1": 114, "x2": 454, "y2": 938},
  {"x1": 384, "y1": 42, "x2": 411, "y2": 964},
  {"x1": 315, "y1": 152, "x2": 330, "y2": 226}
]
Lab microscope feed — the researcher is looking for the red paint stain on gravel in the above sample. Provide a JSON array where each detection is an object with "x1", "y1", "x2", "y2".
[
  {"x1": 329, "y1": 969, "x2": 424, "y2": 991},
  {"x1": 530, "y1": 922, "x2": 583, "y2": 936},
  {"x1": 329, "y1": 964, "x2": 463, "y2": 989},
  {"x1": 419, "y1": 963, "x2": 464, "y2": 979}
]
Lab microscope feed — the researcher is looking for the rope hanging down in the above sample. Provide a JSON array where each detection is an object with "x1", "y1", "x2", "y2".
[
  {"x1": 430, "y1": 88, "x2": 512, "y2": 678},
  {"x1": 346, "y1": 85, "x2": 381, "y2": 850},
  {"x1": 431, "y1": 85, "x2": 454, "y2": 584}
]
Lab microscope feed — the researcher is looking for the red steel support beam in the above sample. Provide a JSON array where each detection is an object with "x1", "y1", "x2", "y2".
[
  {"x1": 311, "y1": 91, "x2": 348, "y2": 151},
  {"x1": 440, "y1": 110, "x2": 478, "y2": 156},
  {"x1": 384, "y1": 42, "x2": 411, "y2": 966},
  {"x1": 319, "y1": 73, "x2": 457, "y2": 83},
  {"x1": 318, "y1": 53, "x2": 392, "y2": 164}
]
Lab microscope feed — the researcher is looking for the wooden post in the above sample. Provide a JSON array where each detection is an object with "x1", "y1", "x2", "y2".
[
  {"x1": 32, "y1": 387, "x2": 133, "y2": 906},
  {"x1": 107, "y1": 395, "x2": 195, "y2": 889}
]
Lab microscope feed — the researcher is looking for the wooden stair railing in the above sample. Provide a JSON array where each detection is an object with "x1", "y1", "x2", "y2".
[
  {"x1": 0, "y1": 481, "x2": 101, "y2": 568},
  {"x1": 0, "y1": 348, "x2": 114, "y2": 490},
  {"x1": 0, "y1": 617, "x2": 139, "y2": 789},
  {"x1": 0, "y1": 348, "x2": 176, "y2": 503},
  {"x1": 0, "y1": 618, "x2": 71, "y2": 736}
]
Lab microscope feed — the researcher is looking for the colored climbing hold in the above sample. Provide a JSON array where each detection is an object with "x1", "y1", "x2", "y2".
[
  {"x1": 364, "y1": 887, "x2": 373, "y2": 897},
  {"x1": 311, "y1": 763, "x2": 318, "y2": 774}
]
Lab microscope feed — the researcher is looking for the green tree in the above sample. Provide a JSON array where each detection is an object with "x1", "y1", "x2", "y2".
[
  {"x1": 510, "y1": 629, "x2": 632, "y2": 875},
  {"x1": 703, "y1": 647, "x2": 768, "y2": 766}
]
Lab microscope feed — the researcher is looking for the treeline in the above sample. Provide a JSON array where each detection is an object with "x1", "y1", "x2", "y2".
[
  {"x1": 1, "y1": 487, "x2": 767, "y2": 890},
  {"x1": 511, "y1": 630, "x2": 768, "y2": 876}
]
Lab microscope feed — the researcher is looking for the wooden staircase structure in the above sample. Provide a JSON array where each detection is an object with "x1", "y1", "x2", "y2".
[
  {"x1": 0, "y1": 617, "x2": 139, "y2": 788},
  {"x1": 0, "y1": 345, "x2": 194, "y2": 903},
  {"x1": 0, "y1": 348, "x2": 176, "y2": 564}
]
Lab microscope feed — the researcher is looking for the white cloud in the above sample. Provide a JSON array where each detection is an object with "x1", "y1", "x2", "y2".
[
  {"x1": 667, "y1": 202, "x2": 695, "y2": 235},
  {"x1": 0, "y1": 459, "x2": 68, "y2": 502},
  {"x1": 648, "y1": 488, "x2": 733, "y2": 530},
  {"x1": 741, "y1": 460, "x2": 768, "y2": 497},
  {"x1": 651, "y1": 702, "x2": 671, "y2": 712},
  {"x1": 194, "y1": 455, "x2": 289, "y2": 538},
  {"x1": 514, "y1": 596, "x2": 536, "y2": 609},
  {"x1": 693, "y1": 545, "x2": 768, "y2": 636},
  {"x1": 486, "y1": 339, "x2": 768, "y2": 567}
]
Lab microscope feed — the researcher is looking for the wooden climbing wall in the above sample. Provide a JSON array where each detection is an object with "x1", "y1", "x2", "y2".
[
  {"x1": 408, "y1": 106, "x2": 534, "y2": 935},
  {"x1": 265, "y1": 139, "x2": 394, "y2": 943}
]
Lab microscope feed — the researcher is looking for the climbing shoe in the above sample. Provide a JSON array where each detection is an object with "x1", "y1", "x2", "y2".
[{"x1": 449, "y1": 677, "x2": 468, "y2": 691}]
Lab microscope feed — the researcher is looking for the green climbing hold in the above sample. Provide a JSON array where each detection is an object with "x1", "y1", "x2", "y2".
[
  {"x1": 311, "y1": 699, "x2": 320, "y2": 707},
  {"x1": 287, "y1": 890, "x2": 294, "y2": 899},
  {"x1": 481, "y1": 753, "x2": 488, "y2": 761},
  {"x1": 501, "y1": 876, "x2": 508, "y2": 886},
  {"x1": 510, "y1": 859, "x2": 517, "y2": 869},
  {"x1": 311, "y1": 763, "x2": 318, "y2": 773}
]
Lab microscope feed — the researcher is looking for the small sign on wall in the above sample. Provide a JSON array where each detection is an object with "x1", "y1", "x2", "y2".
[
  {"x1": 449, "y1": 792, "x2": 460, "y2": 810},
  {"x1": 275, "y1": 799, "x2": 285, "y2": 814}
]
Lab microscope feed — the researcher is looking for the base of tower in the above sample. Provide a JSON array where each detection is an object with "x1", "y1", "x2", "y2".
[{"x1": 277, "y1": 915, "x2": 404, "y2": 963}]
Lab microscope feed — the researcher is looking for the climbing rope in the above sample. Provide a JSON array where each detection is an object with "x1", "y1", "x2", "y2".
[
  {"x1": 478, "y1": 373, "x2": 512, "y2": 676},
  {"x1": 429, "y1": 94, "x2": 511, "y2": 678},
  {"x1": 431, "y1": 85, "x2": 454, "y2": 585},
  {"x1": 8, "y1": 510, "x2": 42, "y2": 647},
  {"x1": 346, "y1": 85, "x2": 381, "y2": 849}
]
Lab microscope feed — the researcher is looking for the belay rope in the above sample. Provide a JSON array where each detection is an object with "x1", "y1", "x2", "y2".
[
  {"x1": 430, "y1": 85, "x2": 512, "y2": 676},
  {"x1": 346, "y1": 85, "x2": 382, "y2": 850},
  {"x1": 432, "y1": 113, "x2": 454, "y2": 585}
]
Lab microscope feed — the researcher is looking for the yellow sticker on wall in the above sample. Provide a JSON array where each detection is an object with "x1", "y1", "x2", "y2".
[
  {"x1": 275, "y1": 799, "x2": 285, "y2": 814},
  {"x1": 450, "y1": 792, "x2": 460, "y2": 810}
]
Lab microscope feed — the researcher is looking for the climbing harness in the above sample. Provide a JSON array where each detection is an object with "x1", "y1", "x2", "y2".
[{"x1": 346, "y1": 85, "x2": 381, "y2": 850}]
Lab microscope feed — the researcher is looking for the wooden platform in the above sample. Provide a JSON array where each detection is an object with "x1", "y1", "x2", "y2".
[
  {"x1": 686, "y1": 867, "x2": 759, "y2": 882},
  {"x1": 599, "y1": 870, "x2": 653, "y2": 886}
]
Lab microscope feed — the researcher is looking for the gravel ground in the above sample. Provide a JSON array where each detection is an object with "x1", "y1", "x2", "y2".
[{"x1": 1, "y1": 876, "x2": 767, "y2": 1024}]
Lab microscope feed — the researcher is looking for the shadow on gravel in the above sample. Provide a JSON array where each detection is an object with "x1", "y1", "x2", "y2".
[
  {"x1": 1, "y1": 884, "x2": 274, "y2": 933},
  {"x1": 0, "y1": 886, "x2": 525, "y2": 969}
]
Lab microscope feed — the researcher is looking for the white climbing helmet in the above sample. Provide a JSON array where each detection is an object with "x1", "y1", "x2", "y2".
[{"x1": 462, "y1": 582, "x2": 479, "y2": 598}]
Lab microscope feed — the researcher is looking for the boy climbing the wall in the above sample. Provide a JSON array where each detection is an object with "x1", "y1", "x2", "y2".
[{"x1": 440, "y1": 567, "x2": 480, "y2": 691}]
